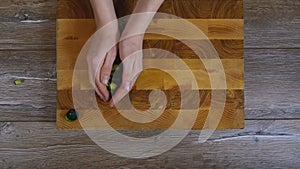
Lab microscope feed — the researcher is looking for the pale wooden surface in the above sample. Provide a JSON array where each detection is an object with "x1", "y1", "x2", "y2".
[
  {"x1": 56, "y1": 0, "x2": 245, "y2": 130},
  {"x1": 0, "y1": 0, "x2": 299, "y2": 168}
]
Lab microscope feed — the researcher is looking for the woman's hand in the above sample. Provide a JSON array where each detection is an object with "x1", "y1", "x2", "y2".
[
  {"x1": 89, "y1": 0, "x2": 164, "y2": 105},
  {"x1": 109, "y1": 35, "x2": 144, "y2": 107},
  {"x1": 86, "y1": 27, "x2": 119, "y2": 102},
  {"x1": 108, "y1": 0, "x2": 164, "y2": 106},
  {"x1": 89, "y1": 0, "x2": 119, "y2": 101}
]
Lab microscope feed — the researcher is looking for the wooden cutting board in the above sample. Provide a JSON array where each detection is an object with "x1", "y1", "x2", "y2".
[{"x1": 57, "y1": 0, "x2": 244, "y2": 130}]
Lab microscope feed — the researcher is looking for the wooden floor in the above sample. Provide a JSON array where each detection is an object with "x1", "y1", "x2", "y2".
[{"x1": 0, "y1": 0, "x2": 299, "y2": 168}]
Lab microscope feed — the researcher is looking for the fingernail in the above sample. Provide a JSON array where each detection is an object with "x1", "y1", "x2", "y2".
[{"x1": 102, "y1": 76, "x2": 109, "y2": 84}]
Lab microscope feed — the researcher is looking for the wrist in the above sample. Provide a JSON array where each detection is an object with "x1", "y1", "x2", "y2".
[
  {"x1": 121, "y1": 29, "x2": 144, "y2": 42},
  {"x1": 94, "y1": 16, "x2": 118, "y2": 30},
  {"x1": 122, "y1": 33, "x2": 144, "y2": 41}
]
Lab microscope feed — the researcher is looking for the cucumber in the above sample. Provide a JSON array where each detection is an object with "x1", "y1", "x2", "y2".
[{"x1": 65, "y1": 109, "x2": 78, "y2": 122}]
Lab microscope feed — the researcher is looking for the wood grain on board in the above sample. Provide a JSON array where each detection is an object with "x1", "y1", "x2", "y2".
[
  {"x1": 57, "y1": 0, "x2": 244, "y2": 129},
  {"x1": 57, "y1": 0, "x2": 244, "y2": 19}
]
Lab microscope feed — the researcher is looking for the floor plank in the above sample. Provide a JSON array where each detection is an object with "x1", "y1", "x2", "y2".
[
  {"x1": 244, "y1": 0, "x2": 300, "y2": 48},
  {"x1": 0, "y1": 21, "x2": 56, "y2": 50},
  {"x1": 2, "y1": 120, "x2": 299, "y2": 147},
  {"x1": 0, "y1": 121, "x2": 299, "y2": 168},
  {"x1": 0, "y1": 51, "x2": 56, "y2": 121},
  {"x1": 0, "y1": 76, "x2": 56, "y2": 122},
  {"x1": 245, "y1": 49, "x2": 300, "y2": 119},
  {"x1": 0, "y1": 0, "x2": 56, "y2": 22}
]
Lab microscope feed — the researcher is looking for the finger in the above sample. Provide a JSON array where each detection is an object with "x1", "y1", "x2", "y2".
[
  {"x1": 109, "y1": 71, "x2": 140, "y2": 107},
  {"x1": 94, "y1": 83, "x2": 105, "y2": 101},
  {"x1": 100, "y1": 46, "x2": 117, "y2": 85},
  {"x1": 109, "y1": 54, "x2": 142, "y2": 107},
  {"x1": 95, "y1": 50, "x2": 110, "y2": 101},
  {"x1": 96, "y1": 79, "x2": 110, "y2": 101},
  {"x1": 88, "y1": 68, "x2": 105, "y2": 101},
  {"x1": 109, "y1": 80, "x2": 131, "y2": 107}
]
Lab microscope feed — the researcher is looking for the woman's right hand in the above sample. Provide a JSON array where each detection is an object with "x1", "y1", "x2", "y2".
[{"x1": 88, "y1": 0, "x2": 120, "y2": 101}]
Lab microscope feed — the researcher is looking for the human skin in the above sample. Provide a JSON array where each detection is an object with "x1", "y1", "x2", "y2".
[{"x1": 89, "y1": 0, "x2": 164, "y2": 106}]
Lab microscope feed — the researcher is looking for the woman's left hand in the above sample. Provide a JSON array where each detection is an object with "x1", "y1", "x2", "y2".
[{"x1": 109, "y1": 35, "x2": 144, "y2": 107}]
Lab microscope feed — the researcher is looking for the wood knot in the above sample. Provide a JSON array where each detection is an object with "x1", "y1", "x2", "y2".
[
  {"x1": 0, "y1": 122, "x2": 15, "y2": 135},
  {"x1": 64, "y1": 36, "x2": 79, "y2": 40}
]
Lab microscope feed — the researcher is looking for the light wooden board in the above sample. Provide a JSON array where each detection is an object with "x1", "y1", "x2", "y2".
[{"x1": 56, "y1": 0, "x2": 244, "y2": 129}]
